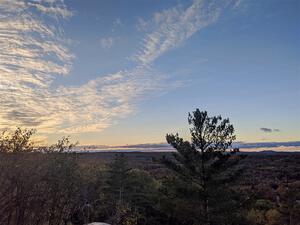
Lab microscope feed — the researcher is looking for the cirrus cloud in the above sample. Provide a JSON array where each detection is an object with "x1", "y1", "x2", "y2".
[
  {"x1": 133, "y1": 0, "x2": 235, "y2": 64},
  {"x1": 0, "y1": 0, "x2": 243, "y2": 136}
]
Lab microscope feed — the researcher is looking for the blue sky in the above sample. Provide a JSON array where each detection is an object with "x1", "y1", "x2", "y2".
[{"x1": 0, "y1": 0, "x2": 299, "y2": 146}]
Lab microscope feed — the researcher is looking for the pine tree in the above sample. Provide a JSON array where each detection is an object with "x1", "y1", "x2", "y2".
[
  {"x1": 163, "y1": 109, "x2": 244, "y2": 225},
  {"x1": 105, "y1": 154, "x2": 136, "y2": 225},
  {"x1": 107, "y1": 153, "x2": 131, "y2": 205}
]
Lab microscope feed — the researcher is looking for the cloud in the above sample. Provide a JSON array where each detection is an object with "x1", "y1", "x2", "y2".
[
  {"x1": 53, "y1": 66, "x2": 165, "y2": 133},
  {"x1": 136, "y1": 17, "x2": 148, "y2": 31},
  {"x1": 232, "y1": 0, "x2": 242, "y2": 10},
  {"x1": 27, "y1": 1, "x2": 73, "y2": 18},
  {"x1": 260, "y1": 128, "x2": 281, "y2": 133},
  {"x1": 260, "y1": 128, "x2": 273, "y2": 133},
  {"x1": 133, "y1": 0, "x2": 227, "y2": 64},
  {"x1": 0, "y1": 0, "x2": 73, "y2": 132},
  {"x1": 112, "y1": 18, "x2": 122, "y2": 31},
  {"x1": 0, "y1": 0, "x2": 244, "y2": 136},
  {"x1": 99, "y1": 37, "x2": 114, "y2": 49},
  {"x1": 135, "y1": 0, "x2": 245, "y2": 65},
  {"x1": 0, "y1": 0, "x2": 167, "y2": 135}
]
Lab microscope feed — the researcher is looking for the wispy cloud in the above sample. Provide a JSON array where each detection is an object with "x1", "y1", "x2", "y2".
[
  {"x1": 54, "y1": 67, "x2": 165, "y2": 133},
  {"x1": 0, "y1": 0, "x2": 243, "y2": 136},
  {"x1": 260, "y1": 128, "x2": 281, "y2": 133},
  {"x1": 99, "y1": 37, "x2": 114, "y2": 49},
  {"x1": 134, "y1": 0, "x2": 223, "y2": 64},
  {"x1": 0, "y1": 0, "x2": 165, "y2": 134},
  {"x1": 136, "y1": 17, "x2": 148, "y2": 31},
  {"x1": 232, "y1": 0, "x2": 243, "y2": 10},
  {"x1": 0, "y1": 0, "x2": 73, "y2": 132},
  {"x1": 27, "y1": 1, "x2": 73, "y2": 18},
  {"x1": 112, "y1": 18, "x2": 122, "y2": 31}
]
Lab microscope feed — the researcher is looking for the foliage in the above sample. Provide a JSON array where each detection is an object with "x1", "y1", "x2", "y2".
[
  {"x1": 0, "y1": 128, "x2": 35, "y2": 153},
  {"x1": 162, "y1": 109, "x2": 245, "y2": 225},
  {"x1": 0, "y1": 128, "x2": 81, "y2": 225},
  {"x1": 0, "y1": 115, "x2": 299, "y2": 225}
]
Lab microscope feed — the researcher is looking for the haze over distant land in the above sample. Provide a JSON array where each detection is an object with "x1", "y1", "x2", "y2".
[
  {"x1": 0, "y1": 0, "x2": 299, "y2": 147},
  {"x1": 73, "y1": 141, "x2": 300, "y2": 153}
]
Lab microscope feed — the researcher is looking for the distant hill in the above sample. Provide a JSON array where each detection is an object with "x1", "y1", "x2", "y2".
[{"x1": 239, "y1": 150, "x2": 300, "y2": 155}]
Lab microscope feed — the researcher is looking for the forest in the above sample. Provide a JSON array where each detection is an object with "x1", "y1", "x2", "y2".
[{"x1": 0, "y1": 110, "x2": 299, "y2": 225}]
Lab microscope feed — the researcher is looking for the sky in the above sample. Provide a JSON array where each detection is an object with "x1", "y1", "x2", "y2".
[{"x1": 0, "y1": 0, "x2": 299, "y2": 147}]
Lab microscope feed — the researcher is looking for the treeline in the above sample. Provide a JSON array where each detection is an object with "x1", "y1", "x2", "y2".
[{"x1": 0, "y1": 109, "x2": 299, "y2": 225}]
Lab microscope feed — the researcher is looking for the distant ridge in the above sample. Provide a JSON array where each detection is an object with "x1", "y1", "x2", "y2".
[
  {"x1": 238, "y1": 150, "x2": 300, "y2": 155},
  {"x1": 74, "y1": 141, "x2": 300, "y2": 153},
  {"x1": 73, "y1": 149, "x2": 300, "y2": 155}
]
